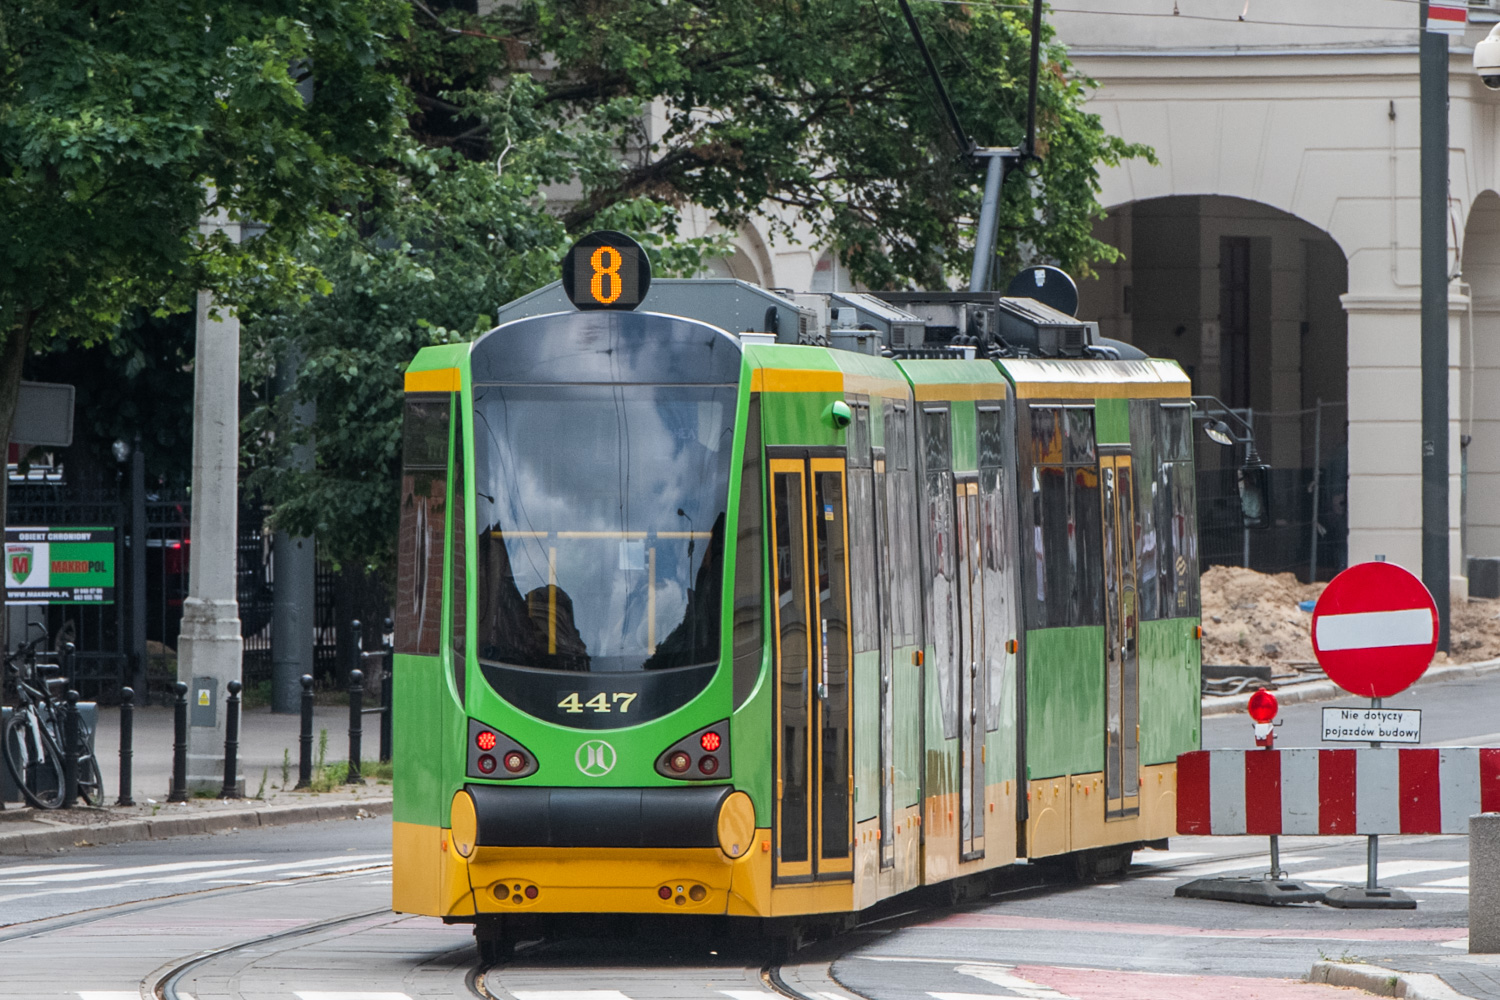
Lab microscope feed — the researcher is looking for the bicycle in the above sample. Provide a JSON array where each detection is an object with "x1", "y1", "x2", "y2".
[{"x1": 3, "y1": 623, "x2": 103, "y2": 809}]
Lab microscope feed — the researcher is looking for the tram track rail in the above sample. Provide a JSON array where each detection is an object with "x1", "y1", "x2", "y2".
[{"x1": 0, "y1": 839, "x2": 1309, "y2": 999}]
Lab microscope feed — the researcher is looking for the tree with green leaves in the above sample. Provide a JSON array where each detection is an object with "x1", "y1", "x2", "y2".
[
  {"x1": 241, "y1": 78, "x2": 728, "y2": 576},
  {"x1": 252, "y1": 0, "x2": 1153, "y2": 582},
  {"x1": 0, "y1": 0, "x2": 409, "y2": 572},
  {"x1": 406, "y1": 0, "x2": 1151, "y2": 289}
]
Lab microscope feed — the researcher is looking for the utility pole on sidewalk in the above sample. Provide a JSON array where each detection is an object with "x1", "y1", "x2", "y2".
[
  {"x1": 270, "y1": 347, "x2": 316, "y2": 714},
  {"x1": 1420, "y1": 0, "x2": 1452, "y2": 650},
  {"x1": 177, "y1": 202, "x2": 244, "y2": 795}
]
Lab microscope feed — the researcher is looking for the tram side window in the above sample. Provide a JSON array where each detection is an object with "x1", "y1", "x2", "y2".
[
  {"x1": 397, "y1": 395, "x2": 450, "y2": 656},
  {"x1": 920, "y1": 405, "x2": 957, "y2": 740},
  {"x1": 1026, "y1": 404, "x2": 1103, "y2": 629},
  {"x1": 732, "y1": 395, "x2": 763, "y2": 707},
  {"x1": 451, "y1": 401, "x2": 467, "y2": 698},
  {"x1": 848, "y1": 400, "x2": 879, "y2": 655},
  {"x1": 885, "y1": 400, "x2": 919, "y2": 649},
  {"x1": 1158, "y1": 404, "x2": 1200, "y2": 617},
  {"x1": 1128, "y1": 400, "x2": 1160, "y2": 621}
]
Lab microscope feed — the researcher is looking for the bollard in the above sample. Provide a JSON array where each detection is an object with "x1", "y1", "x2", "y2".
[
  {"x1": 350, "y1": 619, "x2": 363, "y2": 684},
  {"x1": 379, "y1": 616, "x2": 393, "y2": 763},
  {"x1": 118, "y1": 686, "x2": 135, "y2": 806},
  {"x1": 61, "y1": 690, "x2": 80, "y2": 808},
  {"x1": 1475, "y1": 812, "x2": 1500, "y2": 953},
  {"x1": 347, "y1": 668, "x2": 363, "y2": 784},
  {"x1": 220, "y1": 679, "x2": 242, "y2": 799},
  {"x1": 296, "y1": 674, "x2": 314, "y2": 789},
  {"x1": 169, "y1": 681, "x2": 188, "y2": 802}
]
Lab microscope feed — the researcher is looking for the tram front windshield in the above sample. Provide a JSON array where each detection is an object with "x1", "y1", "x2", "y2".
[{"x1": 473, "y1": 383, "x2": 736, "y2": 673}]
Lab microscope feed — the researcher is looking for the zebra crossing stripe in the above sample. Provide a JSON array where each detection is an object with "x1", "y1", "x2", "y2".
[
  {"x1": 294, "y1": 993, "x2": 414, "y2": 1000},
  {"x1": 0, "y1": 859, "x2": 256, "y2": 886}
]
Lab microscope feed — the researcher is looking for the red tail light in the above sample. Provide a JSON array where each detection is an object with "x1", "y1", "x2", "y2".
[
  {"x1": 700, "y1": 731, "x2": 721, "y2": 752},
  {"x1": 476, "y1": 730, "x2": 498, "y2": 752}
]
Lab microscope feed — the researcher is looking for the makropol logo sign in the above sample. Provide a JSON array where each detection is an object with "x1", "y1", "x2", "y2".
[
  {"x1": 575, "y1": 739, "x2": 617, "y2": 777},
  {"x1": 3, "y1": 526, "x2": 115, "y2": 605}
]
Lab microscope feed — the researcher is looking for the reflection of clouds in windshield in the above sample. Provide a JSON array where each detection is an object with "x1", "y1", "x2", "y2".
[{"x1": 474, "y1": 385, "x2": 733, "y2": 672}]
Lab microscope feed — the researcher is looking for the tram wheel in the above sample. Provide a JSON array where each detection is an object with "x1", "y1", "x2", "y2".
[{"x1": 474, "y1": 918, "x2": 515, "y2": 966}]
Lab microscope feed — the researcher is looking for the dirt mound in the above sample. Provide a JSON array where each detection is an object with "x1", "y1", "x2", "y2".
[
  {"x1": 1199, "y1": 564, "x2": 1500, "y2": 670},
  {"x1": 1200, "y1": 566, "x2": 1322, "y2": 673}
]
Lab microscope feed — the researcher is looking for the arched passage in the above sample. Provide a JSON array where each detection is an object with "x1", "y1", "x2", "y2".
[
  {"x1": 1461, "y1": 190, "x2": 1500, "y2": 567},
  {"x1": 1078, "y1": 195, "x2": 1350, "y2": 580}
]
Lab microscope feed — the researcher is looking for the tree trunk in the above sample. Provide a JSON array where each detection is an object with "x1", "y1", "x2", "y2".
[{"x1": 0, "y1": 314, "x2": 34, "y2": 659}]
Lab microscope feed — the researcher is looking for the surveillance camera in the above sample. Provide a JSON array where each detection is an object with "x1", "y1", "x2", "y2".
[{"x1": 1476, "y1": 25, "x2": 1500, "y2": 90}]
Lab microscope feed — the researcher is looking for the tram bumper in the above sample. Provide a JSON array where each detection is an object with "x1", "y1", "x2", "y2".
[{"x1": 455, "y1": 784, "x2": 768, "y2": 916}]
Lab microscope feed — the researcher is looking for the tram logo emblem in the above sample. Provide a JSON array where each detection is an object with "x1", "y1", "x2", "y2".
[{"x1": 575, "y1": 739, "x2": 617, "y2": 777}]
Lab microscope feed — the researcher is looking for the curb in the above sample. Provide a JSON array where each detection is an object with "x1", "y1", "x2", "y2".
[
  {"x1": 0, "y1": 797, "x2": 392, "y2": 854},
  {"x1": 1308, "y1": 960, "x2": 1475, "y2": 1000},
  {"x1": 1202, "y1": 657, "x2": 1500, "y2": 718}
]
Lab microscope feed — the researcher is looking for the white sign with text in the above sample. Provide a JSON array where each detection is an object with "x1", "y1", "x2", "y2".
[{"x1": 1320, "y1": 706, "x2": 1422, "y2": 744}]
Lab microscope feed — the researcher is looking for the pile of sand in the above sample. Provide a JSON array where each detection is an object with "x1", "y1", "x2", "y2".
[{"x1": 1199, "y1": 564, "x2": 1500, "y2": 670}]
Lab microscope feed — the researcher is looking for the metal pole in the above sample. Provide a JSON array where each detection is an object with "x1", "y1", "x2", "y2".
[
  {"x1": 1243, "y1": 408, "x2": 1255, "y2": 568},
  {"x1": 296, "y1": 674, "x2": 314, "y2": 789},
  {"x1": 347, "y1": 668, "x2": 363, "y2": 784},
  {"x1": 1024, "y1": 0, "x2": 1043, "y2": 156},
  {"x1": 129, "y1": 436, "x2": 148, "y2": 703},
  {"x1": 1369, "y1": 694, "x2": 1383, "y2": 889},
  {"x1": 169, "y1": 681, "x2": 188, "y2": 802},
  {"x1": 1269, "y1": 834, "x2": 1281, "y2": 880},
  {"x1": 61, "y1": 689, "x2": 79, "y2": 809},
  {"x1": 220, "y1": 679, "x2": 241, "y2": 798},
  {"x1": 117, "y1": 686, "x2": 135, "y2": 806},
  {"x1": 968, "y1": 152, "x2": 1010, "y2": 293},
  {"x1": 1420, "y1": 20, "x2": 1451, "y2": 651},
  {"x1": 1309, "y1": 399, "x2": 1323, "y2": 583}
]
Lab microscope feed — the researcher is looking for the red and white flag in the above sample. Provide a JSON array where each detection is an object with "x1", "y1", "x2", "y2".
[{"x1": 1428, "y1": 1, "x2": 1467, "y2": 36}]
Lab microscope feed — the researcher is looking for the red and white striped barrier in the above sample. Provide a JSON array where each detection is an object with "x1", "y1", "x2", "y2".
[{"x1": 1177, "y1": 748, "x2": 1500, "y2": 836}]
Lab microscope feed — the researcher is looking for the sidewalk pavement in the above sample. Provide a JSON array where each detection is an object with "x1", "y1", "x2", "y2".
[
  {"x1": 1312, "y1": 956, "x2": 1500, "y2": 1000},
  {"x1": 0, "y1": 702, "x2": 391, "y2": 854}
]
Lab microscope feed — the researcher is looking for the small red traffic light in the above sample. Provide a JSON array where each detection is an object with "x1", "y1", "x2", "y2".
[
  {"x1": 476, "y1": 730, "x2": 498, "y2": 752},
  {"x1": 700, "y1": 731, "x2": 721, "y2": 752},
  {"x1": 1247, "y1": 688, "x2": 1279, "y2": 724}
]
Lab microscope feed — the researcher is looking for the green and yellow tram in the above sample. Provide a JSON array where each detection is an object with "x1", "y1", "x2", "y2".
[{"x1": 391, "y1": 234, "x2": 1203, "y2": 944}]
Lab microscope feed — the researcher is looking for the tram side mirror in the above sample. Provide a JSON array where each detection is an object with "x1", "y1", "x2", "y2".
[
  {"x1": 1237, "y1": 462, "x2": 1272, "y2": 530},
  {"x1": 825, "y1": 400, "x2": 852, "y2": 429}
]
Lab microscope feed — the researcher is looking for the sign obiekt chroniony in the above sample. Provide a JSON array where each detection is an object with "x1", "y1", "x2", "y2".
[
  {"x1": 4, "y1": 526, "x2": 115, "y2": 605},
  {"x1": 1311, "y1": 561, "x2": 1438, "y2": 699},
  {"x1": 1320, "y1": 706, "x2": 1422, "y2": 744}
]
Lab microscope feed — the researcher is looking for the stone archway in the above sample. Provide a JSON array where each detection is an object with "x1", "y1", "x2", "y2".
[
  {"x1": 1079, "y1": 194, "x2": 1349, "y2": 580},
  {"x1": 1461, "y1": 190, "x2": 1500, "y2": 569}
]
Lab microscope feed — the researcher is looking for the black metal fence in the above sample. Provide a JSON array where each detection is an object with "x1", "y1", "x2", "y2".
[{"x1": 7, "y1": 484, "x2": 342, "y2": 702}]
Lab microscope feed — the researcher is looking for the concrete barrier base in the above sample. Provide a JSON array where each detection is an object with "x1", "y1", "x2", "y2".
[{"x1": 1474, "y1": 812, "x2": 1500, "y2": 954}]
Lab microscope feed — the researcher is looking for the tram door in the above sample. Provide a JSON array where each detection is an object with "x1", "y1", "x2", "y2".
[
  {"x1": 954, "y1": 480, "x2": 986, "y2": 860},
  {"x1": 1100, "y1": 453, "x2": 1140, "y2": 819},
  {"x1": 769, "y1": 455, "x2": 855, "y2": 881}
]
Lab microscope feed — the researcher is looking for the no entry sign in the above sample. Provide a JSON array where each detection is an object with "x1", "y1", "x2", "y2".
[{"x1": 1311, "y1": 561, "x2": 1438, "y2": 698}]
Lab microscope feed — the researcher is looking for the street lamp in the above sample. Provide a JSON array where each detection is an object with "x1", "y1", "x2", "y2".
[{"x1": 1192, "y1": 395, "x2": 1271, "y2": 531}]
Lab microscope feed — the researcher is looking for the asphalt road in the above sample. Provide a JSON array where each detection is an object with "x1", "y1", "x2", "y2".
[{"x1": 0, "y1": 671, "x2": 1490, "y2": 999}]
